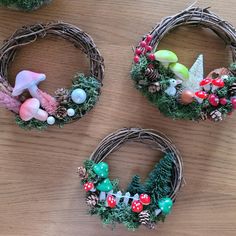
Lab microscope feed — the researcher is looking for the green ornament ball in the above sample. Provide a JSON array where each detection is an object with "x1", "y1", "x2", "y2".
[
  {"x1": 96, "y1": 178, "x2": 113, "y2": 192},
  {"x1": 93, "y1": 162, "x2": 109, "y2": 178},
  {"x1": 158, "y1": 197, "x2": 173, "y2": 215}
]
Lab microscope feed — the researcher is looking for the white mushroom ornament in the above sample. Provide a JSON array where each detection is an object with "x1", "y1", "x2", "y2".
[{"x1": 12, "y1": 70, "x2": 58, "y2": 115}]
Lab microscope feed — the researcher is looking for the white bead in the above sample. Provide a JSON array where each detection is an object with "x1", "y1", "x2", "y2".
[
  {"x1": 47, "y1": 116, "x2": 55, "y2": 125},
  {"x1": 71, "y1": 88, "x2": 87, "y2": 104},
  {"x1": 67, "y1": 108, "x2": 75, "y2": 117}
]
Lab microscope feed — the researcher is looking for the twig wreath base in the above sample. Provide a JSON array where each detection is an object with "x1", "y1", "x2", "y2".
[
  {"x1": 131, "y1": 6, "x2": 236, "y2": 122},
  {"x1": 78, "y1": 128, "x2": 183, "y2": 230},
  {"x1": 0, "y1": 22, "x2": 104, "y2": 130}
]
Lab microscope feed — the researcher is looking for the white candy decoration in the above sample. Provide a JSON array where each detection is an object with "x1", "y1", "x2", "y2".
[
  {"x1": 71, "y1": 88, "x2": 87, "y2": 104},
  {"x1": 155, "y1": 208, "x2": 162, "y2": 216},
  {"x1": 67, "y1": 108, "x2": 75, "y2": 117},
  {"x1": 182, "y1": 54, "x2": 204, "y2": 93},
  {"x1": 47, "y1": 116, "x2": 55, "y2": 125}
]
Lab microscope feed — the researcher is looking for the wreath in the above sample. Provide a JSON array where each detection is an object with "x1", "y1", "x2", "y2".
[
  {"x1": 0, "y1": 22, "x2": 104, "y2": 130},
  {"x1": 131, "y1": 6, "x2": 236, "y2": 122},
  {"x1": 78, "y1": 128, "x2": 183, "y2": 230}
]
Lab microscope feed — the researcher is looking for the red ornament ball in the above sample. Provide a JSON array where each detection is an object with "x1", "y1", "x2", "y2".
[
  {"x1": 107, "y1": 195, "x2": 116, "y2": 208},
  {"x1": 139, "y1": 193, "x2": 151, "y2": 205},
  {"x1": 83, "y1": 182, "x2": 94, "y2": 192},
  {"x1": 131, "y1": 200, "x2": 143, "y2": 213},
  {"x1": 146, "y1": 34, "x2": 152, "y2": 43}
]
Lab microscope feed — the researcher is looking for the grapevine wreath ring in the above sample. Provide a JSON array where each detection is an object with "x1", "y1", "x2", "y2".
[
  {"x1": 0, "y1": 22, "x2": 104, "y2": 130},
  {"x1": 78, "y1": 128, "x2": 183, "y2": 230},
  {"x1": 131, "y1": 6, "x2": 236, "y2": 122}
]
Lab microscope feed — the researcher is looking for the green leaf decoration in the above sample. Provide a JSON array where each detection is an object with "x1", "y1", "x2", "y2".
[
  {"x1": 93, "y1": 162, "x2": 109, "y2": 178},
  {"x1": 96, "y1": 178, "x2": 113, "y2": 192}
]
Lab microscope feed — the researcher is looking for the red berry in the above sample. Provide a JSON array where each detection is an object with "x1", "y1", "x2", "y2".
[
  {"x1": 140, "y1": 41, "x2": 147, "y2": 48},
  {"x1": 140, "y1": 193, "x2": 151, "y2": 205},
  {"x1": 131, "y1": 200, "x2": 143, "y2": 213},
  {"x1": 135, "y1": 48, "x2": 142, "y2": 55},
  {"x1": 146, "y1": 46, "x2": 152, "y2": 52},
  {"x1": 107, "y1": 195, "x2": 116, "y2": 208},
  {"x1": 134, "y1": 55, "x2": 140, "y2": 63},
  {"x1": 231, "y1": 97, "x2": 236, "y2": 109},
  {"x1": 83, "y1": 182, "x2": 94, "y2": 192},
  {"x1": 208, "y1": 94, "x2": 219, "y2": 107},
  {"x1": 148, "y1": 54, "x2": 155, "y2": 61},
  {"x1": 220, "y1": 98, "x2": 227, "y2": 105},
  {"x1": 145, "y1": 34, "x2": 152, "y2": 43}
]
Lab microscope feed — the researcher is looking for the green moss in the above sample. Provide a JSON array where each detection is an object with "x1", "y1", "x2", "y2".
[{"x1": 0, "y1": 0, "x2": 52, "y2": 11}]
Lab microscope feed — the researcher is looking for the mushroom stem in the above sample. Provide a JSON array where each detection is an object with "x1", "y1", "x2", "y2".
[
  {"x1": 28, "y1": 84, "x2": 41, "y2": 100},
  {"x1": 195, "y1": 97, "x2": 203, "y2": 103},
  {"x1": 33, "y1": 108, "x2": 48, "y2": 121},
  {"x1": 161, "y1": 62, "x2": 169, "y2": 68}
]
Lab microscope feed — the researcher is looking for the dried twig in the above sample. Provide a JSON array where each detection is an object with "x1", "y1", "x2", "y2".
[
  {"x1": 0, "y1": 22, "x2": 105, "y2": 108},
  {"x1": 140, "y1": 7, "x2": 236, "y2": 61}
]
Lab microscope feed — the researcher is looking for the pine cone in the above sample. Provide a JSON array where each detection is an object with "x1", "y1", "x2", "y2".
[
  {"x1": 55, "y1": 88, "x2": 70, "y2": 105},
  {"x1": 86, "y1": 193, "x2": 99, "y2": 207},
  {"x1": 210, "y1": 110, "x2": 223, "y2": 122},
  {"x1": 55, "y1": 106, "x2": 67, "y2": 119},
  {"x1": 228, "y1": 82, "x2": 236, "y2": 97},
  {"x1": 145, "y1": 68, "x2": 160, "y2": 81},
  {"x1": 200, "y1": 112, "x2": 208, "y2": 121},
  {"x1": 148, "y1": 82, "x2": 161, "y2": 93},
  {"x1": 139, "y1": 210, "x2": 151, "y2": 225},
  {"x1": 77, "y1": 166, "x2": 87, "y2": 179}
]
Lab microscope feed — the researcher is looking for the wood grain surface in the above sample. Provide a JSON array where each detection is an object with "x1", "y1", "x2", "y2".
[{"x1": 0, "y1": 0, "x2": 236, "y2": 235}]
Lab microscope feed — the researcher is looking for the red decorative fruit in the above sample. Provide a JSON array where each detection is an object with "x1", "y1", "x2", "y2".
[
  {"x1": 135, "y1": 48, "x2": 142, "y2": 55},
  {"x1": 208, "y1": 94, "x2": 219, "y2": 107},
  {"x1": 131, "y1": 200, "x2": 143, "y2": 213},
  {"x1": 145, "y1": 34, "x2": 152, "y2": 43},
  {"x1": 148, "y1": 54, "x2": 155, "y2": 61},
  {"x1": 139, "y1": 194, "x2": 151, "y2": 205},
  {"x1": 146, "y1": 46, "x2": 152, "y2": 52},
  {"x1": 134, "y1": 55, "x2": 140, "y2": 63},
  {"x1": 220, "y1": 98, "x2": 227, "y2": 105},
  {"x1": 83, "y1": 182, "x2": 94, "y2": 192},
  {"x1": 106, "y1": 195, "x2": 116, "y2": 208},
  {"x1": 231, "y1": 97, "x2": 236, "y2": 109},
  {"x1": 140, "y1": 41, "x2": 147, "y2": 48}
]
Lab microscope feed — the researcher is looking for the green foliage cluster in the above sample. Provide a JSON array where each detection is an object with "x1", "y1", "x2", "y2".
[
  {"x1": 0, "y1": 0, "x2": 52, "y2": 11},
  {"x1": 15, "y1": 74, "x2": 101, "y2": 130},
  {"x1": 131, "y1": 56, "x2": 236, "y2": 121},
  {"x1": 82, "y1": 154, "x2": 174, "y2": 230}
]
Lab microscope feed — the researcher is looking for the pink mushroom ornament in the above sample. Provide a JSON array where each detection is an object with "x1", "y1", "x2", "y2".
[
  {"x1": 12, "y1": 70, "x2": 58, "y2": 115},
  {"x1": 19, "y1": 98, "x2": 48, "y2": 121}
]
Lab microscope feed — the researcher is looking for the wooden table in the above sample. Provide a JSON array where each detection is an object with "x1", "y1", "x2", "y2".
[{"x1": 0, "y1": 0, "x2": 236, "y2": 235}]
